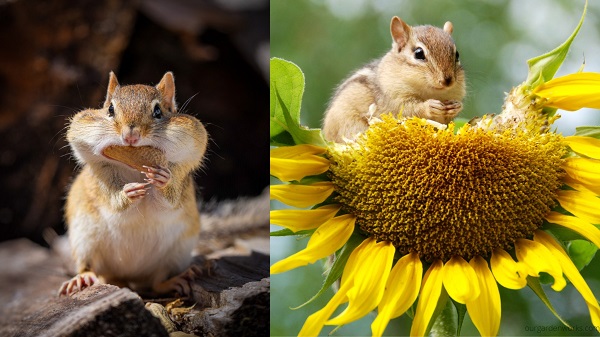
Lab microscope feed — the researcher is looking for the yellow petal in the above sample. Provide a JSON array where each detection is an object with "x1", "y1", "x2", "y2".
[
  {"x1": 410, "y1": 259, "x2": 444, "y2": 337},
  {"x1": 326, "y1": 239, "x2": 395, "y2": 326},
  {"x1": 490, "y1": 248, "x2": 528, "y2": 289},
  {"x1": 299, "y1": 286, "x2": 347, "y2": 337},
  {"x1": 298, "y1": 238, "x2": 391, "y2": 336},
  {"x1": 270, "y1": 182, "x2": 334, "y2": 208},
  {"x1": 515, "y1": 238, "x2": 566, "y2": 291},
  {"x1": 466, "y1": 256, "x2": 501, "y2": 337},
  {"x1": 545, "y1": 211, "x2": 600, "y2": 248},
  {"x1": 371, "y1": 252, "x2": 423, "y2": 337},
  {"x1": 534, "y1": 230, "x2": 600, "y2": 332},
  {"x1": 533, "y1": 72, "x2": 600, "y2": 111},
  {"x1": 557, "y1": 190, "x2": 600, "y2": 225},
  {"x1": 442, "y1": 256, "x2": 480, "y2": 304},
  {"x1": 270, "y1": 144, "x2": 326, "y2": 159},
  {"x1": 269, "y1": 214, "x2": 355, "y2": 274},
  {"x1": 563, "y1": 175, "x2": 600, "y2": 197},
  {"x1": 270, "y1": 154, "x2": 330, "y2": 182},
  {"x1": 563, "y1": 158, "x2": 600, "y2": 189},
  {"x1": 564, "y1": 136, "x2": 600, "y2": 159},
  {"x1": 270, "y1": 205, "x2": 341, "y2": 232}
]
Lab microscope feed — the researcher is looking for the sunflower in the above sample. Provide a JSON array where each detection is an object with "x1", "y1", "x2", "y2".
[{"x1": 270, "y1": 5, "x2": 600, "y2": 337}]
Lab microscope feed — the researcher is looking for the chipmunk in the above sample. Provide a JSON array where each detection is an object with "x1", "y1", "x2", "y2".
[
  {"x1": 322, "y1": 16, "x2": 466, "y2": 143},
  {"x1": 58, "y1": 71, "x2": 208, "y2": 297}
]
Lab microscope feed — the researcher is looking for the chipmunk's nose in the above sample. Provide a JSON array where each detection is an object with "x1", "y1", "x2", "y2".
[
  {"x1": 123, "y1": 125, "x2": 140, "y2": 145},
  {"x1": 443, "y1": 76, "x2": 453, "y2": 86}
]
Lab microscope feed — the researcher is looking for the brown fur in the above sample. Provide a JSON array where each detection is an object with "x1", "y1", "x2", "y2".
[
  {"x1": 62, "y1": 72, "x2": 208, "y2": 296},
  {"x1": 323, "y1": 17, "x2": 466, "y2": 143}
]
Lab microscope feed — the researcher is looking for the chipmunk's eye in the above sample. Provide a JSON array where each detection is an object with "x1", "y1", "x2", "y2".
[
  {"x1": 414, "y1": 47, "x2": 426, "y2": 61},
  {"x1": 455, "y1": 50, "x2": 460, "y2": 62},
  {"x1": 152, "y1": 104, "x2": 163, "y2": 119},
  {"x1": 108, "y1": 103, "x2": 115, "y2": 117}
]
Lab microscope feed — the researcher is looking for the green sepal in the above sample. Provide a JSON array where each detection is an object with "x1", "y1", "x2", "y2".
[
  {"x1": 543, "y1": 222, "x2": 600, "y2": 272},
  {"x1": 538, "y1": 272, "x2": 553, "y2": 286},
  {"x1": 267, "y1": 172, "x2": 330, "y2": 185},
  {"x1": 298, "y1": 173, "x2": 330, "y2": 184},
  {"x1": 270, "y1": 58, "x2": 326, "y2": 146},
  {"x1": 525, "y1": 0, "x2": 587, "y2": 87},
  {"x1": 426, "y1": 286, "x2": 451, "y2": 336},
  {"x1": 543, "y1": 222, "x2": 588, "y2": 242},
  {"x1": 269, "y1": 228, "x2": 315, "y2": 237},
  {"x1": 406, "y1": 301, "x2": 416, "y2": 320},
  {"x1": 542, "y1": 106, "x2": 558, "y2": 118},
  {"x1": 452, "y1": 118, "x2": 469, "y2": 133},
  {"x1": 574, "y1": 126, "x2": 600, "y2": 139},
  {"x1": 329, "y1": 325, "x2": 343, "y2": 335},
  {"x1": 452, "y1": 299, "x2": 467, "y2": 336},
  {"x1": 526, "y1": 276, "x2": 573, "y2": 330},
  {"x1": 567, "y1": 239, "x2": 598, "y2": 271},
  {"x1": 290, "y1": 231, "x2": 365, "y2": 310}
]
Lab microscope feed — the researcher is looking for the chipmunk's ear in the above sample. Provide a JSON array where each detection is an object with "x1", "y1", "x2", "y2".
[
  {"x1": 390, "y1": 16, "x2": 411, "y2": 51},
  {"x1": 156, "y1": 72, "x2": 177, "y2": 113},
  {"x1": 104, "y1": 71, "x2": 119, "y2": 108},
  {"x1": 443, "y1": 21, "x2": 453, "y2": 35}
]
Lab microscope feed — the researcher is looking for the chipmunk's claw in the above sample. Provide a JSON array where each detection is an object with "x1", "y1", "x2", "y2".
[
  {"x1": 58, "y1": 271, "x2": 100, "y2": 297},
  {"x1": 142, "y1": 165, "x2": 171, "y2": 189},
  {"x1": 123, "y1": 182, "x2": 151, "y2": 200}
]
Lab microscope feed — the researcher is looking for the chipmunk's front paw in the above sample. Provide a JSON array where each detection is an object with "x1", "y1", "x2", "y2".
[
  {"x1": 123, "y1": 182, "x2": 151, "y2": 200},
  {"x1": 442, "y1": 100, "x2": 463, "y2": 116},
  {"x1": 426, "y1": 99, "x2": 462, "y2": 123},
  {"x1": 58, "y1": 271, "x2": 100, "y2": 297},
  {"x1": 142, "y1": 165, "x2": 171, "y2": 189},
  {"x1": 152, "y1": 265, "x2": 204, "y2": 297}
]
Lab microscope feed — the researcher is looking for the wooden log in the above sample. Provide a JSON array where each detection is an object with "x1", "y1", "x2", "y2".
[
  {"x1": 178, "y1": 254, "x2": 270, "y2": 336},
  {"x1": 0, "y1": 239, "x2": 169, "y2": 337},
  {"x1": 0, "y1": 189, "x2": 269, "y2": 336},
  {"x1": 0, "y1": 238, "x2": 269, "y2": 337}
]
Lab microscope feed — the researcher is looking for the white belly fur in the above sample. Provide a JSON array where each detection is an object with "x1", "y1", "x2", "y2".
[{"x1": 70, "y1": 189, "x2": 197, "y2": 288}]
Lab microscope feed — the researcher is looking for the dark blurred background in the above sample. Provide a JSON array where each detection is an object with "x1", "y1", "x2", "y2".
[{"x1": 0, "y1": 0, "x2": 268, "y2": 245}]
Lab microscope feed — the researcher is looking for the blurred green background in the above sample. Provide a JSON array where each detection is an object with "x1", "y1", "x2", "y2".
[{"x1": 271, "y1": 0, "x2": 600, "y2": 336}]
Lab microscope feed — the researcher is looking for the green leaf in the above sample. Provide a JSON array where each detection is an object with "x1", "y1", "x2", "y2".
[
  {"x1": 526, "y1": 276, "x2": 573, "y2": 330},
  {"x1": 525, "y1": 0, "x2": 587, "y2": 87},
  {"x1": 291, "y1": 231, "x2": 365, "y2": 309},
  {"x1": 574, "y1": 126, "x2": 600, "y2": 139},
  {"x1": 270, "y1": 131, "x2": 295, "y2": 147},
  {"x1": 270, "y1": 58, "x2": 305, "y2": 139},
  {"x1": 567, "y1": 239, "x2": 598, "y2": 271},
  {"x1": 275, "y1": 88, "x2": 326, "y2": 146},
  {"x1": 270, "y1": 58, "x2": 326, "y2": 146}
]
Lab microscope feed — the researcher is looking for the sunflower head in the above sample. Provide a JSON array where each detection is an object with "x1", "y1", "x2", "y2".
[{"x1": 328, "y1": 115, "x2": 567, "y2": 261}]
